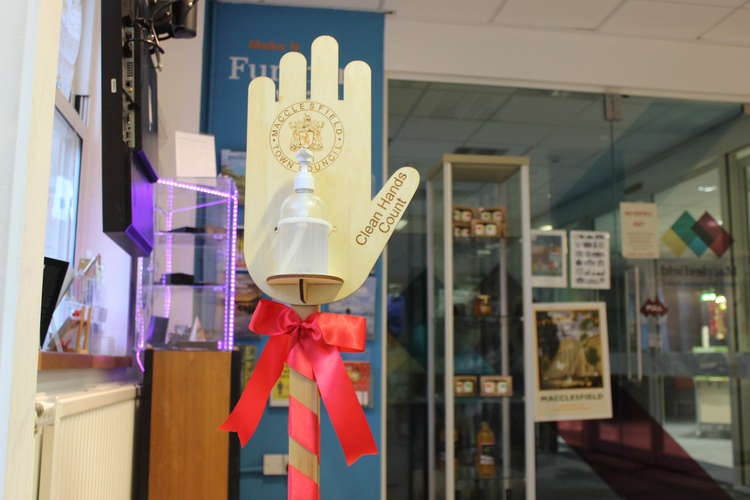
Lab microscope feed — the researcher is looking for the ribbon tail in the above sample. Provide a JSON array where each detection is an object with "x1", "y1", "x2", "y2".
[
  {"x1": 221, "y1": 335, "x2": 292, "y2": 446},
  {"x1": 306, "y1": 339, "x2": 378, "y2": 465}
]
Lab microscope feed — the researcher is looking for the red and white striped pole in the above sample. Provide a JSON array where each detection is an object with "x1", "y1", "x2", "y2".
[{"x1": 287, "y1": 305, "x2": 320, "y2": 500}]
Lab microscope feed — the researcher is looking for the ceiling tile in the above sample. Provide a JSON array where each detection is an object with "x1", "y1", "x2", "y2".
[
  {"x1": 399, "y1": 117, "x2": 481, "y2": 141},
  {"x1": 492, "y1": 94, "x2": 594, "y2": 124},
  {"x1": 384, "y1": 0, "x2": 503, "y2": 24},
  {"x1": 576, "y1": 99, "x2": 652, "y2": 129},
  {"x1": 388, "y1": 114, "x2": 407, "y2": 139},
  {"x1": 428, "y1": 82, "x2": 515, "y2": 94},
  {"x1": 599, "y1": 1, "x2": 732, "y2": 39},
  {"x1": 389, "y1": 139, "x2": 464, "y2": 159},
  {"x1": 495, "y1": 0, "x2": 621, "y2": 29},
  {"x1": 389, "y1": 87, "x2": 424, "y2": 116},
  {"x1": 390, "y1": 80, "x2": 429, "y2": 89},
  {"x1": 261, "y1": 0, "x2": 382, "y2": 10},
  {"x1": 538, "y1": 126, "x2": 611, "y2": 149},
  {"x1": 527, "y1": 145, "x2": 607, "y2": 170},
  {"x1": 470, "y1": 122, "x2": 553, "y2": 147},
  {"x1": 413, "y1": 89, "x2": 511, "y2": 120},
  {"x1": 702, "y1": 8, "x2": 750, "y2": 45}
]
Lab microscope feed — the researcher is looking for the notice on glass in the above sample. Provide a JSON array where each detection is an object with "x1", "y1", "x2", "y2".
[
  {"x1": 531, "y1": 230, "x2": 568, "y2": 288},
  {"x1": 532, "y1": 302, "x2": 613, "y2": 422},
  {"x1": 570, "y1": 231, "x2": 610, "y2": 290},
  {"x1": 620, "y1": 202, "x2": 659, "y2": 259}
]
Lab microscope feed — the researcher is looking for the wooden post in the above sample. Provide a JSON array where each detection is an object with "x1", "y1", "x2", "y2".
[{"x1": 289, "y1": 305, "x2": 320, "y2": 493}]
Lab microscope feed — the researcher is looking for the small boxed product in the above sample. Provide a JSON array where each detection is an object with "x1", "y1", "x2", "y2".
[
  {"x1": 479, "y1": 206, "x2": 506, "y2": 223},
  {"x1": 453, "y1": 205, "x2": 474, "y2": 223},
  {"x1": 480, "y1": 375, "x2": 513, "y2": 397},
  {"x1": 453, "y1": 222, "x2": 471, "y2": 238},
  {"x1": 472, "y1": 207, "x2": 507, "y2": 237},
  {"x1": 478, "y1": 207, "x2": 507, "y2": 237},
  {"x1": 471, "y1": 219, "x2": 502, "y2": 238},
  {"x1": 454, "y1": 375, "x2": 478, "y2": 396}
]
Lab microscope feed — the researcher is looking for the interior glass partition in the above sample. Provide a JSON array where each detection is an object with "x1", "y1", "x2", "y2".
[{"x1": 386, "y1": 80, "x2": 750, "y2": 499}]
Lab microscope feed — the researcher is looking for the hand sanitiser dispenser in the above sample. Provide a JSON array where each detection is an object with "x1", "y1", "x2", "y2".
[{"x1": 275, "y1": 148, "x2": 331, "y2": 275}]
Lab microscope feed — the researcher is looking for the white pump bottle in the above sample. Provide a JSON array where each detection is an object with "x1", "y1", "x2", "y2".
[{"x1": 275, "y1": 149, "x2": 331, "y2": 275}]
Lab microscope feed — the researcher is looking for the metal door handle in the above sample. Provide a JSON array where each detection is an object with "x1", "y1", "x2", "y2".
[{"x1": 635, "y1": 267, "x2": 643, "y2": 381}]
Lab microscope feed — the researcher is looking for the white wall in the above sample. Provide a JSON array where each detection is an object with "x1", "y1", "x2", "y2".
[
  {"x1": 385, "y1": 17, "x2": 750, "y2": 103},
  {"x1": 0, "y1": 0, "x2": 63, "y2": 498},
  {"x1": 73, "y1": 0, "x2": 133, "y2": 357},
  {"x1": 157, "y1": 0, "x2": 207, "y2": 178},
  {"x1": 160, "y1": 10, "x2": 750, "y2": 148}
]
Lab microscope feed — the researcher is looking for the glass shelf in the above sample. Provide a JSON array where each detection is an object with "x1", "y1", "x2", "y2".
[
  {"x1": 135, "y1": 176, "x2": 239, "y2": 368},
  {"x1": 147, "y1": 283, "x2": 226, "y2": 290},
  {"x1": 427, "y1": 155, "x2": 532, "y2": 499}
]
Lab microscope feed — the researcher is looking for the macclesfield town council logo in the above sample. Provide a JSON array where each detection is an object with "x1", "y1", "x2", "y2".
[{"x1": 269, "y1": 101, "x2": 345, "y2": 173}]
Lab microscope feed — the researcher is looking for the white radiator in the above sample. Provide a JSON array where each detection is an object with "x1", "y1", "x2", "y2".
[{"x1": 35, "y1": 384, "x2": 137, "y2": 500}]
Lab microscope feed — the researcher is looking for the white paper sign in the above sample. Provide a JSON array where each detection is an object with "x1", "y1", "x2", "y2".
[
  {"x1": 570, "y1": 231, "x2": 610, "y2": 290},
  {"x1": 620, "y1": 202, "x2": 659, "y2": 259},
  {"x1": 531, "y1": 230, "x2": 568, "y2": 288},
  {"x1": 175, "y1": 131, "x2": 217, "y2": 179}
]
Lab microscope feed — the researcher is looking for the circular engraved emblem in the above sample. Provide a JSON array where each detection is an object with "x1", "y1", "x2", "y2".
[{"x1": 269, "y1": 101, "x2": 345, "y2": 172}]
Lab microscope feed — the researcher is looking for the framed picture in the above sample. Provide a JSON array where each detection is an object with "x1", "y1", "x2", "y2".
[
  {"x1": 532, "y1": 302, "x2": 612, "y2": 422},
  {"x1": 531, "y1": 230, "x2": 568, "y2": 288}
]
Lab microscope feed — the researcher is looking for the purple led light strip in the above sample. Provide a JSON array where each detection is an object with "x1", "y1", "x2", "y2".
[
  {"x1": 162, "y1": 183, "x2": 174, "y2": 318},
  {"x1": 224, "y1": 191, "x2": 239, "y2": 350},
  {"x1": 135, "y1": 257, "x2": 145, "y2": 371},
  {"x1": 157, "y1": 178, "x2": 233, "y2": 199}
]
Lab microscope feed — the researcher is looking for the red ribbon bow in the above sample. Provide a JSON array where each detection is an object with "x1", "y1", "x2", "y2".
[{"x1": 221, "y1": 299, "x2": 378, "y2": 465}]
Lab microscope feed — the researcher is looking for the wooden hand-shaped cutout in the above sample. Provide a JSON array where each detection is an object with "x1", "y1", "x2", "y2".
[{"x1": 244, "y1": 35, "x2": 419, "y2": 305}]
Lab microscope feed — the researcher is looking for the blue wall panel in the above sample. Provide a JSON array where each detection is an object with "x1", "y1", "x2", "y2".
[{"x1": 202, "y1": 3, "x2": 384, "y2": 498}]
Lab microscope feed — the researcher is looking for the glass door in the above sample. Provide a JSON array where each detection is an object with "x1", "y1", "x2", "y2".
[{"x1": 536, "y1": 96, "x2": 750, "y2": 500}]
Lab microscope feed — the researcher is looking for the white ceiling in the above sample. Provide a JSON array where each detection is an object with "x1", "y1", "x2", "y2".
[{"x1": 234, "y1": 0, "x2": 750, "y2": 47}]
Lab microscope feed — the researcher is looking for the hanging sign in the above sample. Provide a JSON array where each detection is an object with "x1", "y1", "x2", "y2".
[
  {"x1": 620, "y1": 202, "x2": 659, "y2": 259},
  {"x1": 640, "y1": 298, "x2": 668, "y2": 317},
  {"x1": 532, "y1": 302, "x2": 613, "y2": 422},
  {"x1": 570, "y1": 230, "x2": 610, "y2": 290}
]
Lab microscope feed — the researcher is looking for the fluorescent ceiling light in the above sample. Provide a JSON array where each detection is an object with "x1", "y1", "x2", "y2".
[
  {"x1": 396, "y1": 219, "x2": 408, "y2": 231},
  {"x1": 697, "y1": 185, "x2": 717, "y2": 192},
  {"x1": 539, "y1": 224, "x2": 553, "y2": 231}
]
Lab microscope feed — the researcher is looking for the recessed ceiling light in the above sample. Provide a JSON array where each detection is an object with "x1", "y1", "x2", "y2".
[
  {"x1": 697, "y1": 185, "x2": 717, "y2": 192},
  {"x1": 539, "y1": 224, "x2": 553, "y2": 231}
]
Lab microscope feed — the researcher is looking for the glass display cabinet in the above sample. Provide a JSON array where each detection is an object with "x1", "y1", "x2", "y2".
[
  {"x1": 135, "y1": 176, "x2": 239, "y2": 370},
  {"x1": 427, "y1": 155, "x2": 533, "y2": 500}
]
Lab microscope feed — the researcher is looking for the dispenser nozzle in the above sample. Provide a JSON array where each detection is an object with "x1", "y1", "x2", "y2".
[{"x1": 294, "y1": 148, "x2": 315, "y2": 191}]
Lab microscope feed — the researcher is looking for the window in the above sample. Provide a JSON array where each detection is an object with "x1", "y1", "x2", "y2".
[
  {"x1": 44, "y1": 107, "x2": 82, "y2": 262},
  {"x1": 44, "y1": 0, "x2": 95, "y2": 264}
]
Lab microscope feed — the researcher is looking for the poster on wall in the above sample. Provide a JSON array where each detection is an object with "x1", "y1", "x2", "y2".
[
  {"x1": 620, "y1": 202, "x2": 659, "y2": 259},
  {"x1": 328, "y1": 275, "x2": 376, "y2": 340},
  {"x1": 570, "y1": 230, "x2": 610, "y2": 290},
  {"x1": 269, "y1": 364, "x2": 290, "y2": 407},
  {"x1": 344, "y1": 361, "x2": 373, "y2": 407},
  {"x1": 532, "y1": 302, "x2": 612, "y2": 422},
  {"x1": 531, "y1": 230, "x2": 568, "y2": 288},
  {"x1": 220, "y1": 149, "x2": 246, "y2": 220}
]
